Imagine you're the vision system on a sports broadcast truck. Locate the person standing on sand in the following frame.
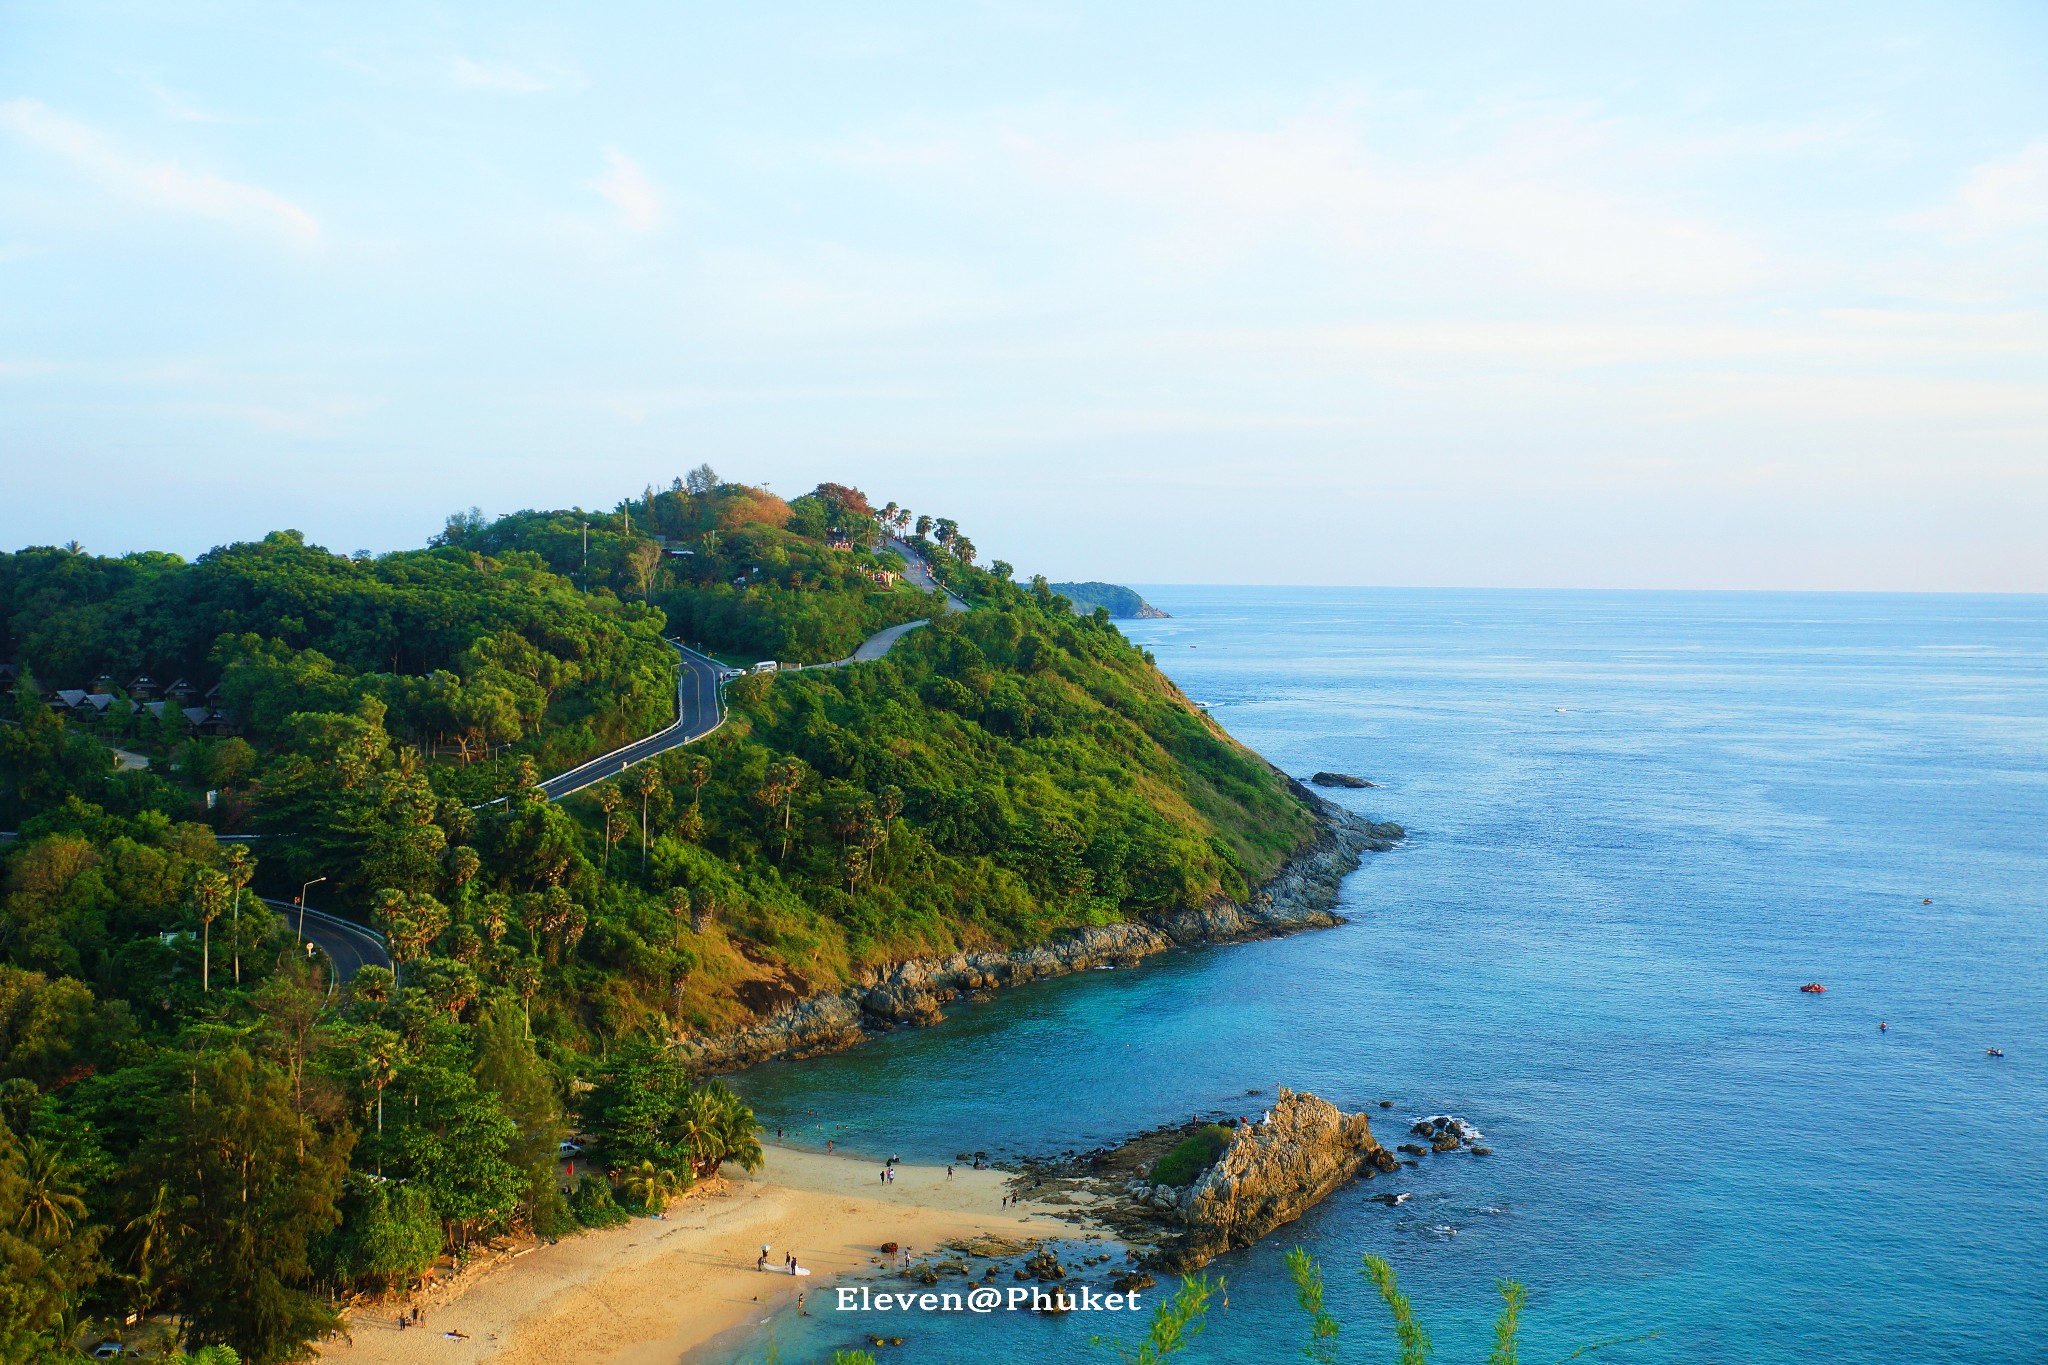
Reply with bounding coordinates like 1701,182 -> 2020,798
797,1291 -> 807,1316
946,1164 -> 954,1180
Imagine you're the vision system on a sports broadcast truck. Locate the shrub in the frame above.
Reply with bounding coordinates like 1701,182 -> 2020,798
568,1173 -> 629,1229
1151,1125 -> 1233,1187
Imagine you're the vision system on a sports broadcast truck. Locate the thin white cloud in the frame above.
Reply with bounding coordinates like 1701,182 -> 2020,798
590,148 -> 662,231
840,108 -> 1768,296
0,98 -> 319,247
147,83 -> 241,125
1912,138 -> 2048,239
448,56 -> 555,94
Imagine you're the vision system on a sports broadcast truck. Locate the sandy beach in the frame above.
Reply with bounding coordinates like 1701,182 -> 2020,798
315,1146 -> 1095,1365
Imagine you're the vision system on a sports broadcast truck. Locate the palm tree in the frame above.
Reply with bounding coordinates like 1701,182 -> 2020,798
477,891 -> 509,948
672,1088 -> 719,1179
191,869 -> 230,992
631,766 -> 661,873
666,887 -> 690,948
15,1137 -> 86,1240
682,754 -> 710,807
705,1082 -> 764,1175
361,1029 -> 402,1136
120,1181 -> 193,1319
223,844 -> 255,986
597,785 -> 625,878
759,757 -> 806,862
511,961 -> 542,1037
620,1159 -> 686,1211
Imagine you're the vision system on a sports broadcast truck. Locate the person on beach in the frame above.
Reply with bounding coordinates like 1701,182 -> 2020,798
797,1291 -> 807,1316
826,1140 -> 834,1153
946,1165 -> 954,1180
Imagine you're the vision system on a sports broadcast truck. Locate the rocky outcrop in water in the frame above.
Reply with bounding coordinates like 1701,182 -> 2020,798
1310,771 -> 1376,788
1151,1089 -> 1399,1270
678,789 -> 1402,1071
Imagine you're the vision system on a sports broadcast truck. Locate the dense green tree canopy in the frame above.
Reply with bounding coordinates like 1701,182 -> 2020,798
0,476 -> 1312,1360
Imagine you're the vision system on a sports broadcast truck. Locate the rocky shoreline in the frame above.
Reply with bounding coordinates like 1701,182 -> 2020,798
998,1090 -> 1401,1271
678,785 -> 1402,1073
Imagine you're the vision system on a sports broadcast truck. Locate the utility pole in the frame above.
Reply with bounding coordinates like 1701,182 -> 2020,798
582,521 -> 589,572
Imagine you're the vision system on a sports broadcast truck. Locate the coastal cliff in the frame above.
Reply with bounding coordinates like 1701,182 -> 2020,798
679,789 -> 1401,1072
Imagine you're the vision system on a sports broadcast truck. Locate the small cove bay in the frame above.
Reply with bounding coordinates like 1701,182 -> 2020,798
725,587 -> 2048,1365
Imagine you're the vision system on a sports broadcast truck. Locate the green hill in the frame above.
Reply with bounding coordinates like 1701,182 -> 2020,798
1048,581 -> 1169,618
0,471 -> 1314,1360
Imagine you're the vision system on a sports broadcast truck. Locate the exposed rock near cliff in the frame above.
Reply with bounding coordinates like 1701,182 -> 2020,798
1011,1089 -> 1403,1269
1155,1089 -> 1399,1269
1310,771 -> 1376,788
677,791 -> 1402,1071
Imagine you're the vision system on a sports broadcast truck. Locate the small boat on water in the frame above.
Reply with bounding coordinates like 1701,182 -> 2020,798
1987,1048 -> 2005,1058
1799,982 -> 1827,994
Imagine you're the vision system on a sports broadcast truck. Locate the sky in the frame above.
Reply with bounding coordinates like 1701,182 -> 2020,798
2,1 -> 2045,591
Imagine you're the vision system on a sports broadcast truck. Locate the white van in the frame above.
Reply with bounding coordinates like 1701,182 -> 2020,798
751,661 -> 779,674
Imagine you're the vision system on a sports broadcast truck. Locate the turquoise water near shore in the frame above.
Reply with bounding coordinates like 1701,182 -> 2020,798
721,588 -> 2048,1364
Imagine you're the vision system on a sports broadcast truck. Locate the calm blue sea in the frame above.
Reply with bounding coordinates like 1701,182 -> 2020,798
718,588 -> 2048,1365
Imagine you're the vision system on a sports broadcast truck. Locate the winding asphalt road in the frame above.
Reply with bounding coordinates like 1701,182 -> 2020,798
884,536 -> 971,614
262,896 -> 393,983
14,605 -> 958,983
534,641 -> 729,801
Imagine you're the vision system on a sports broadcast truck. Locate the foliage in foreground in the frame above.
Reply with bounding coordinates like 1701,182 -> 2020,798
1079,1253 -> 1655,1365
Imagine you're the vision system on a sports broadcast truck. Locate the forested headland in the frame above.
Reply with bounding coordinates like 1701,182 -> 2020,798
0,471 -> 1314,1361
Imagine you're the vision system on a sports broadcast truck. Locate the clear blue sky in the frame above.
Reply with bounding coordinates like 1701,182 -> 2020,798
3,1 -> 2045,590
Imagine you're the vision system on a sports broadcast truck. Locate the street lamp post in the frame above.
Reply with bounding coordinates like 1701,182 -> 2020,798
297,876 -> 327,946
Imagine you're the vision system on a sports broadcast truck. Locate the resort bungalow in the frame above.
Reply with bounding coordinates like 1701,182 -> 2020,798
127,674 -> 160,699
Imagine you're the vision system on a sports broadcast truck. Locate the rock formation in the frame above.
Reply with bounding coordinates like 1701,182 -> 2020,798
1151,1089 -> 1399,1270
1310,771 -> 1376,788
